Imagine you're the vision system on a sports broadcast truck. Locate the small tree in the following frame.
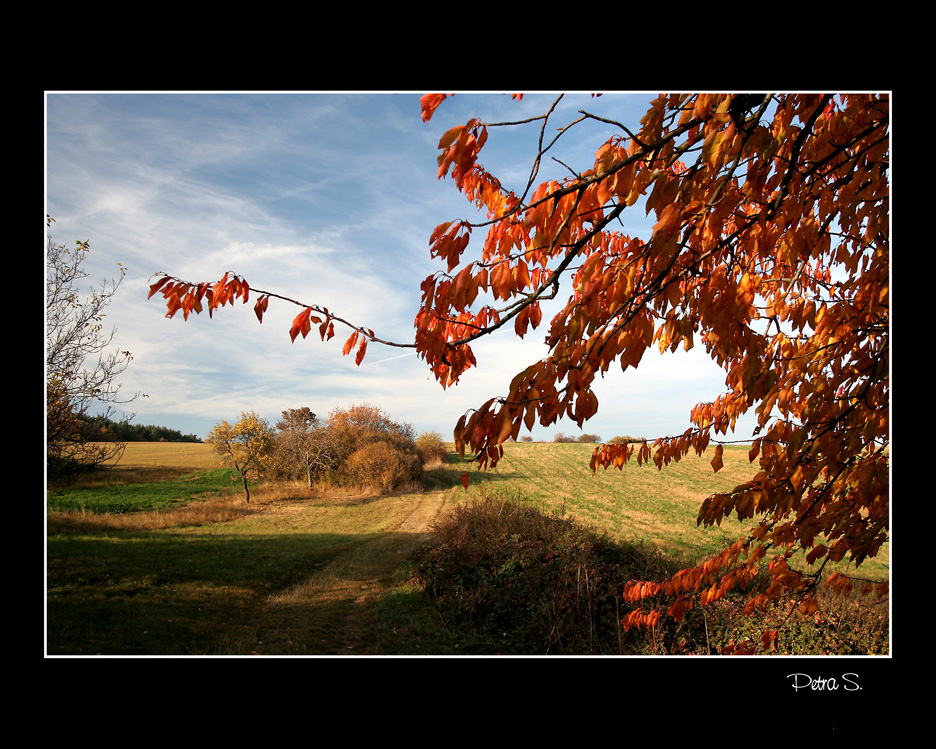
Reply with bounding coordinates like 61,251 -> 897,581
206,411 -> 276,502
46,217 -> 140,484
274,407 -> 339,488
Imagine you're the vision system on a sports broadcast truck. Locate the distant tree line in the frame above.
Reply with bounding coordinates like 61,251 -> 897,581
79,414 -> 202,443
553,432 -> 602,444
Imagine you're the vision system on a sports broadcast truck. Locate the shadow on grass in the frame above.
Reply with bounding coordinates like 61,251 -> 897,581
46,527 -> 428,656
423,464 -> 520,492
47,469 -> 240,515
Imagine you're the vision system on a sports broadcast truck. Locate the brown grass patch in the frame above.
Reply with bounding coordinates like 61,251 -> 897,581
47,493 -> 262,533
103,441 -> 217,469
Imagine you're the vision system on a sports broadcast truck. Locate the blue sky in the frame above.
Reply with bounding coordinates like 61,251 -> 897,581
45,91 -> 757,443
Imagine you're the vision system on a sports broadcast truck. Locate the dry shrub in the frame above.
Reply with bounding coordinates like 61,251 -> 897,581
307,404 -> 422,494
410,490 -> 891,655
410,490 -> 673,654
701,577 -> 890,655
344,441 -> 422,493
608,435 -> 645,444
415,431 -> 448,466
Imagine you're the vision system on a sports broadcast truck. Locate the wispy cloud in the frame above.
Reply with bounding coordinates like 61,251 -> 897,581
46,92 -> 752,442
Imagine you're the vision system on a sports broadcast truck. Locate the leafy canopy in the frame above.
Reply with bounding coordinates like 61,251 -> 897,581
206,410 -> 277,501
150,94 -> 889,645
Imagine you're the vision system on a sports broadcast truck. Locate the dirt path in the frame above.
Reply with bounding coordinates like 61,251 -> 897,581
330,489 -> 451,654
253,485 -> 456,655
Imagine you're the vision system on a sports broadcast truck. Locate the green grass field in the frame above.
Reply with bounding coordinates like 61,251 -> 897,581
45,441 -> 889,656
457,441 -> 759,562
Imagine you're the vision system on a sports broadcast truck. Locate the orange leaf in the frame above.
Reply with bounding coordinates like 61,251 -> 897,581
711,444 -> 724,473
289,308 -> 312,342
355,337 -> 368,367
430,221 -> 454,245
148,275 -> 171,299
790,464 -> 805,492
254,295 -> 269,323
652,202 -> 683,239
420,93 -> 448,123
342,331 -> 359,357
460,473 -> 470,490
748,439 -> 760,463
761,629 -> 779,652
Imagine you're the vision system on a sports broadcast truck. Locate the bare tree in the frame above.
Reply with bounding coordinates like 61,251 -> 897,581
275,407 -> 340,488
45,218 -> 141,483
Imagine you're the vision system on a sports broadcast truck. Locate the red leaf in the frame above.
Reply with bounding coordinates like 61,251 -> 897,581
147,275 -> 171,299
460,473 -> 470,490
342,331 -> 359,357
289,308 -> 312,342
254,295 -> 269,323
420,94 -> 449,123
355,337 -> 368,367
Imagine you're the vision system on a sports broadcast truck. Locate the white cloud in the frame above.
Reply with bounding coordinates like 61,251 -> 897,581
47,92 -> 758,443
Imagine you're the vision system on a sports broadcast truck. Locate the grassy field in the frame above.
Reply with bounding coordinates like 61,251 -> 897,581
461,441 -> 757,563
45,441 -> 889,656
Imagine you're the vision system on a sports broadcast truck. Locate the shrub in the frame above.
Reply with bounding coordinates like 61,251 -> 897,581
608,435 -> 646,444
415,431 -> 448,466
344,440 -> 422,493
302,403 -> 422,494
701,583 -> 890,655
578,433 -> 601,443
409,485 -> 889,655
409,490 -> 673,654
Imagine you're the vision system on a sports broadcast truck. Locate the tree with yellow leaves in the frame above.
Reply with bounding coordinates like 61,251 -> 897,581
206,411 -> 277,502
